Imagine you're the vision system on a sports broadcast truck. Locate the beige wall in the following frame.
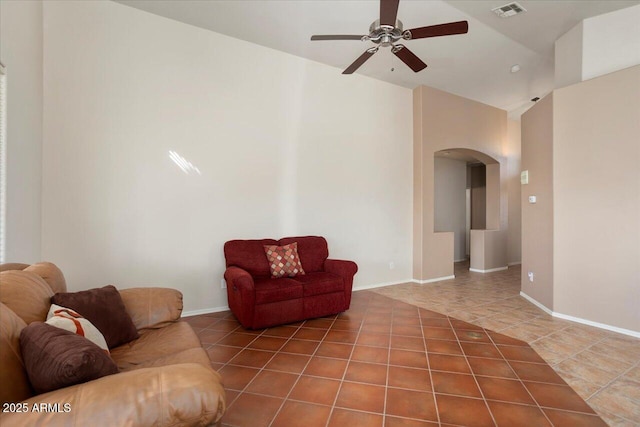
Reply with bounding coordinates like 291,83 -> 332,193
554,22 -> 583,89
506,120 -> 522,265
413,85 -> 508,280
41,1 -> 414,313
470,229 -> 508,272
520,94 -> 554,310
582,5 -> 640,82
434,157 -> 467,262
555,5 -> 640,88
0,0 -> 43,263
553,66 -> 640,332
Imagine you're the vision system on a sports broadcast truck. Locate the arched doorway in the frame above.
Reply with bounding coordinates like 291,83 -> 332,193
433,148 -> 506,273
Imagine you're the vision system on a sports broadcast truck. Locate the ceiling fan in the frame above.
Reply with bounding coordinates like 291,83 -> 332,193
310,0 -> 468,74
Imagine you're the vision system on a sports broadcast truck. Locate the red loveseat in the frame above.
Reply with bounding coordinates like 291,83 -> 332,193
223,236 -> 358,329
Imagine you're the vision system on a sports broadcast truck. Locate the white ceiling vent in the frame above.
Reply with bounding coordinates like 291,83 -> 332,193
492,2 -> 527,18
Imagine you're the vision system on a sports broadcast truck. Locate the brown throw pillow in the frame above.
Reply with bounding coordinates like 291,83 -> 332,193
20,322 -> 118,394
51,285 -> 138,348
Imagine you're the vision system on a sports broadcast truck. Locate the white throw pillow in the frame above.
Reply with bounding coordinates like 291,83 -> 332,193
46,304 -> 110,354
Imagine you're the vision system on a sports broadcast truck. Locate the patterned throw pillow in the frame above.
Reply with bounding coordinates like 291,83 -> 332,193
46,304 -> 110,354
264,242 -> 306,278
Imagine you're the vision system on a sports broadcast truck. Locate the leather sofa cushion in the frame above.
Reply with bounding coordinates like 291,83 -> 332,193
110,321 -> 204,371
279,236 -> 329,273
294,272 -> 344,297
0,303 -> 32,405
119,287 -> 183,331
24,262 -> 67,294
253,278 -> 304,304
52,285 -> 139,349
20,322 -> 118,394
133,347 -> 213,371
0,271 -> 53,325
0,263 -> 30,272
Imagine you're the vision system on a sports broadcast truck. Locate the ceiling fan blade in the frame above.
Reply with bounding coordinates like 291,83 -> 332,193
343,49 -> 377,74
392,45 -> 427,72
380,0 -> 400,26
406,21 -> 469,40
311,35 -> 364,41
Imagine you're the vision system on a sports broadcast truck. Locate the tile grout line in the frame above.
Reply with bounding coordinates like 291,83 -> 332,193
264,316 -> 341,427
487,331 -> 555,426
418,307 -> 442,427
323,297 -> 376,426
382,305 -> 393,426
205,264 -> 635,426
584,358 -> 640,425
449,318 -> 498,427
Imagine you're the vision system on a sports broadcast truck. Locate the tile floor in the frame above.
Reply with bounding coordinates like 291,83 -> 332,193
373,263 -> 640,427
186,263 -> 639,426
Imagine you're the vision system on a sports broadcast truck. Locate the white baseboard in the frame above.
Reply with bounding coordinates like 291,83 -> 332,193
520,291 -> 640,338
553,312 -> 640,338
182,305 -> 230,317
469,266 -> 508,273
508,261 -> 522,266
354,279 -> 414,291
519,291 -> 553,315
412,275 -> 455,284
454,258 -> 468,263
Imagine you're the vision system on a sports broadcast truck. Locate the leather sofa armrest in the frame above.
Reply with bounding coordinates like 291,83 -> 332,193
119,287 -> 183,330
0,363 -> 226,427
324,259 -> 358,279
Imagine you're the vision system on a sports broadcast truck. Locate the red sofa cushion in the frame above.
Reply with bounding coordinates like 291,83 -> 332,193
278,236 -> 328,273
293,272 -> 344,297
224,239 -> 278,278
253,278 -> 304,304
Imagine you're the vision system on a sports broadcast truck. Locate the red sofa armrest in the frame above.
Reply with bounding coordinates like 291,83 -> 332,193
324,259 -> 358,308
224,267 -> 256,328
324,259 -> 358,279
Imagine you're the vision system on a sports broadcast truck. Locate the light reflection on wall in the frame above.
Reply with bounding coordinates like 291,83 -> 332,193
169,150 -> 201,175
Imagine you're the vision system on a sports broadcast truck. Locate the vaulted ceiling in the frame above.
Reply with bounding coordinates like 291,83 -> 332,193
116,0 -> 639,118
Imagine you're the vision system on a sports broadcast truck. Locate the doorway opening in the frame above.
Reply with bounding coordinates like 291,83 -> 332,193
434,148 -> 501,272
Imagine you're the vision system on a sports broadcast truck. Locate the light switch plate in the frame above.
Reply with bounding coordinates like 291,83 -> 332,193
521,170 -> 529,185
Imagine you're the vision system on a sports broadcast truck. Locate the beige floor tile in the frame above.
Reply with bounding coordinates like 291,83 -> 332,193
572,349 -> 634,376
556,371 -> 602,400
531,336 -> 579,359
556,358 -> 621,387
596,408 -> 639,427
589,341 -> 640,365
605,377 -> 640,403
371,261 -> 640,424
530,344 -> 571,366
623,365 -> 640,383
589,388 -> 640,424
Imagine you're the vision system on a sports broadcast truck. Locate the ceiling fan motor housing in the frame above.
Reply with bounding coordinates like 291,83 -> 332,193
368,19 -> 406,46
310,0 -> 469,74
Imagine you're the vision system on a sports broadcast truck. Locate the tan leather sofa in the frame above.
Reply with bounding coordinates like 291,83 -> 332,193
0,262 -> 226,427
